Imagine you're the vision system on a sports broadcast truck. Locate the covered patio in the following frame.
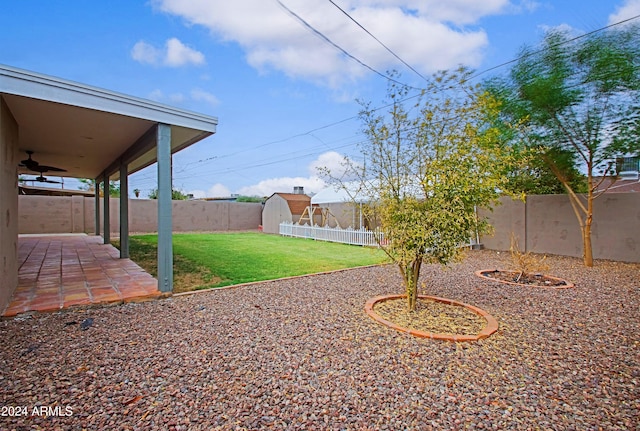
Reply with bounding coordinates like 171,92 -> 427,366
4,234 -> 160,317
0,64 -> 218,314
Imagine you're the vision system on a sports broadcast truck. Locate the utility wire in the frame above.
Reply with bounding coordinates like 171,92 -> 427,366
173,140 -> 362,181
276,0 -> 423,91
469,13 -> 640,81
178,13 -> 639,174
211,115 -> 358,160
326,0 -> 429,83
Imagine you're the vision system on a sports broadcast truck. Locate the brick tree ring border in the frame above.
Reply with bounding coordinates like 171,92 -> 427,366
474,269 -> 575,289
365,294 -> 499,342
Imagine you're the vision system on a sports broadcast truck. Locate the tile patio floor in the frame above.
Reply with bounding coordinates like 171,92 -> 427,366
3,234 -> 162,317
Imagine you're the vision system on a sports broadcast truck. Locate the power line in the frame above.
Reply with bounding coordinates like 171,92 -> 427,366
173,140 -> 363,181
276,0 -> 423,91
469,13 -> 640,81
176,13 -> 639,177
259,13 -> 640,154
326,0 -> 429,83
209,115 -> 358,160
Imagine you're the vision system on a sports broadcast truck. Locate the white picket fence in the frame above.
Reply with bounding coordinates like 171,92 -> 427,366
279,221 -> 383,247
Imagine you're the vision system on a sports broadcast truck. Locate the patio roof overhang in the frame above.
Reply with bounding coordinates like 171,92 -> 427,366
1,64 -> 219,295
1,64 -> 218,180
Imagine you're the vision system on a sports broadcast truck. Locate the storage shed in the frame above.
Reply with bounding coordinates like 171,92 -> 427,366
262,187 -> 318,234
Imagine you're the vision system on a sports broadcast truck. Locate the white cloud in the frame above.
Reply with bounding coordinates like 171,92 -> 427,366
147,89 -> 188,104
168,92 -> 187,104
236,176 -> 326,197
229,151 -> 356,197
131,37 -> 205,67
190,88 -> 220,106
208,183 -> 232,197
538,23 -> 578,36
504,0 -> 541,15
151,0 -> 520,85
148,89 -> 165,101
608,0 -> 640,26
390,0 -> 511,25
189,190 -> 206,199
165,37 -> 206,66
189,183 -> 231,198
147,88 -> 219,107
186,152 -> 359,198
131,41 -> 161,65
308,150 -> 356,179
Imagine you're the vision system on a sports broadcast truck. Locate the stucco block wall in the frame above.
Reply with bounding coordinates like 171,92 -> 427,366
480,193 -> 640,263
589,193 -> 640,262
478,196 -> 526,251
0,97 -> 19,312
18,196 -> 262,234
128,199 -> 262,232
226,202 -> 263,231
525,195 -> 583,257
19,195 -> 83,234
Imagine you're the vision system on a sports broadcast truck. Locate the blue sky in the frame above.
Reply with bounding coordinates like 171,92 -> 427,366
2,0 -> 638,198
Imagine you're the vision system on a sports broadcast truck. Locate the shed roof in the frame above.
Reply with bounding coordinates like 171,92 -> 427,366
271,193 -> 311,215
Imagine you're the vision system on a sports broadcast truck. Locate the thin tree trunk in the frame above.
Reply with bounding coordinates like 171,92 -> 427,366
583,194 -> 594,267
582,222 -> 593,267
400,258 -> 422,312
581,170 -> 595,267
544,154 -> 594,267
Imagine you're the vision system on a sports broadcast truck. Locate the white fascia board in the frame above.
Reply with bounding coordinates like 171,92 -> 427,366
0,64 -> 218,133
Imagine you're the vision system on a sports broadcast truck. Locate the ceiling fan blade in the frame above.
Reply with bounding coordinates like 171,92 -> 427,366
36,165 -> 67,173
28,175 -> 61,184
19,151 -> 66,173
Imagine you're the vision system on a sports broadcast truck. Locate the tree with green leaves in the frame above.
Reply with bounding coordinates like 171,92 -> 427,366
148,187 -> 190,200
487,26 -> 640,266
504,147 -> 587,195
235,195 -> 264,203
324,68 -> 517,311
78,178 -> 120,197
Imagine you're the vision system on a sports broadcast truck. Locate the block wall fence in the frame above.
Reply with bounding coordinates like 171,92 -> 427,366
17,193 -> 639,263
18,196 -> 263,234
479,193 -> 639,263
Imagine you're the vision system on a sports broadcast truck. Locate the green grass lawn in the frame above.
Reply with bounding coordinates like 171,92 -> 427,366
118,232 -> 387,292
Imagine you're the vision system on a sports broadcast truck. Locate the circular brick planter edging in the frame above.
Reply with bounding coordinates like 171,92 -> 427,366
474,269 -> 575,289
364,294 -> 499,342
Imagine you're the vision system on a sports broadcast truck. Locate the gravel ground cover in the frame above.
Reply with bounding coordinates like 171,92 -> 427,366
0,250 -> 638,430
